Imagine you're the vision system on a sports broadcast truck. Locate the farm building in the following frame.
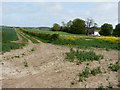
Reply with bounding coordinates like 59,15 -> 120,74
87,29 -> 100,36
94,30 -> 100,36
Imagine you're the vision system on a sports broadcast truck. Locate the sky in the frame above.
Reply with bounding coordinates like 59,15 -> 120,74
1,2 -> 118,28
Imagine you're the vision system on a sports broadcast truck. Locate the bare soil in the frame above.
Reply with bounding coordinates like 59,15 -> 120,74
1,33 -> 119,88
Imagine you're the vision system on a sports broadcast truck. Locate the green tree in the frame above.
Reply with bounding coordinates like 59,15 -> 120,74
52,23 -> 61,31
90,26 -> 101,30
113,24 -> 120,36
70,18 -> 86,34
99,23 -> 113,36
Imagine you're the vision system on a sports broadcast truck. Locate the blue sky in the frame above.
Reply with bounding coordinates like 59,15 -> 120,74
2,2 -> 118,28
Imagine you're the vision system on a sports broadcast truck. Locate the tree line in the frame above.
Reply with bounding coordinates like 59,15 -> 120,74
50,18 -> 120,36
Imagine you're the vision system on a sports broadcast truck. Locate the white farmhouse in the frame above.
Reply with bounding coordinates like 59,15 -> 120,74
94,30 -> 100,36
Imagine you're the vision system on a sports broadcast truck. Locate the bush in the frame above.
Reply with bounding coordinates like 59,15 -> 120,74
51,34 -> 59,40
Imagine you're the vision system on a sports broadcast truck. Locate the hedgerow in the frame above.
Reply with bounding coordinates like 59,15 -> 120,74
20,29 -> 59,41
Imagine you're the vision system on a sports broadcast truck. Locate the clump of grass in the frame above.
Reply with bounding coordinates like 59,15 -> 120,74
86,62 -> 89,65
21,53 -> 25,56
109,59 -> 112,61
71,81 -> 74,85
84,84 -> 87,88
108,82 -> 113,88
11,56 -> 14,59
7,58 -> 9,60
31,48 -> 35,51
105,76 -> 113,88
76,61 -> 80,65
79,67 -> 90,78
98,83 -> 104,89
106,48 -> 109,51
79,77 -> 83,82
108,61 -> 120,71
65,48 -> 103,64
100,55 -> 104,59
98,60 -> 101,64
66,48 -> 75,62
24,61 -> 28,67
14,55 -> 20,58
104,71 -> 107,73
91,66 -> 101,76
78,66 -> 102,82
109,63 -> 113,65
106,76 -> 109,81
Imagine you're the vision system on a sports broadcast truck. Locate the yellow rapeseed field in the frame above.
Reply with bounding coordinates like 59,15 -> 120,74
62,35 -> 120,43
62,36 -> 89,40
93,36 -> 120,43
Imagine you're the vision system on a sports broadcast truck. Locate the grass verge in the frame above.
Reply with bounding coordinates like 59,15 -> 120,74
17,32 -> 28,42
22,33 -> 39,43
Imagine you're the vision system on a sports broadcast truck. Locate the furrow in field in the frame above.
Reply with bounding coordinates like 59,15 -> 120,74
20,32 -> 39,44
19,32 -> 34,44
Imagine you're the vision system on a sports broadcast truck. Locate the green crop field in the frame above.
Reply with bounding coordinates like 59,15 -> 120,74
2,27 -> 18,41
1,27 -> 25,53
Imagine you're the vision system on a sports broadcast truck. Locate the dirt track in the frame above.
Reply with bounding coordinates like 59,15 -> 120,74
1,33 -> 119,88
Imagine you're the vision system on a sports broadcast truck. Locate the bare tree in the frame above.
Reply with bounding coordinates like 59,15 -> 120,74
67,20 -> 73,27
94,23 -> 97,27
61,21 -> 66,27
86,18 -> 94,28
